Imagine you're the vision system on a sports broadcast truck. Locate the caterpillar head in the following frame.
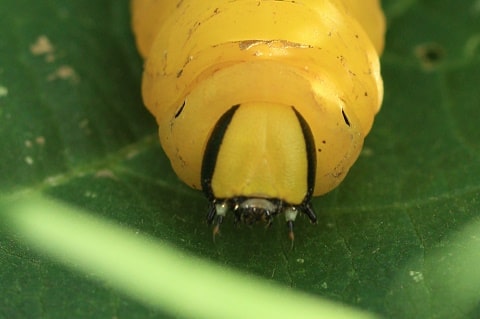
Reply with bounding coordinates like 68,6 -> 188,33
201,102 -> 318,241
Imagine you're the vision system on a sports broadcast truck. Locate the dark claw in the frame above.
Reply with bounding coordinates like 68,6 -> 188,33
212,215 -> 224,242
233,210 -> 241,225
287,220 -> 295,242
206,203 -> 217,224
303,203 -> 317,224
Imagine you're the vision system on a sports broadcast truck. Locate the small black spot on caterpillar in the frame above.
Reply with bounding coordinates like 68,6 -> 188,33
341,109 -> 351,127
175,101 -> 186,118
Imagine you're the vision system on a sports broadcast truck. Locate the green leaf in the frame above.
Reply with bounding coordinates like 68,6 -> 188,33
1,196 -> 379,319
1,0 -> 479,318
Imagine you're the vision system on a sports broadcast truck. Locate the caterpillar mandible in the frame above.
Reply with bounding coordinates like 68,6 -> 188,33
131,0 -> 385,239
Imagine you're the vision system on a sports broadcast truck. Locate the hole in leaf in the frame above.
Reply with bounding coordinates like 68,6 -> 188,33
414,42 -> 445,70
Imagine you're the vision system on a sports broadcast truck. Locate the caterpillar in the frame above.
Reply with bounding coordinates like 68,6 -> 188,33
131,0 -> 385,239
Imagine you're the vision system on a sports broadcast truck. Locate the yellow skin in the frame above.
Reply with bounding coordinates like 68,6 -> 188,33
211,102 -> 310,203
131,0 -> 385,228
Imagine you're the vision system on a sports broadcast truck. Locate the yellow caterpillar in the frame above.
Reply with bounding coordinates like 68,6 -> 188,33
131,0 -> 385,239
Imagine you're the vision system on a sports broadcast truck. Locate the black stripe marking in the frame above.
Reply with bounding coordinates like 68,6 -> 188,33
201,104 -> 241,201
291,106 -> 317,202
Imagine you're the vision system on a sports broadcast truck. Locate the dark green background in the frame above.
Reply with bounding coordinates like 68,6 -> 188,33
1,0 -> 479,318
